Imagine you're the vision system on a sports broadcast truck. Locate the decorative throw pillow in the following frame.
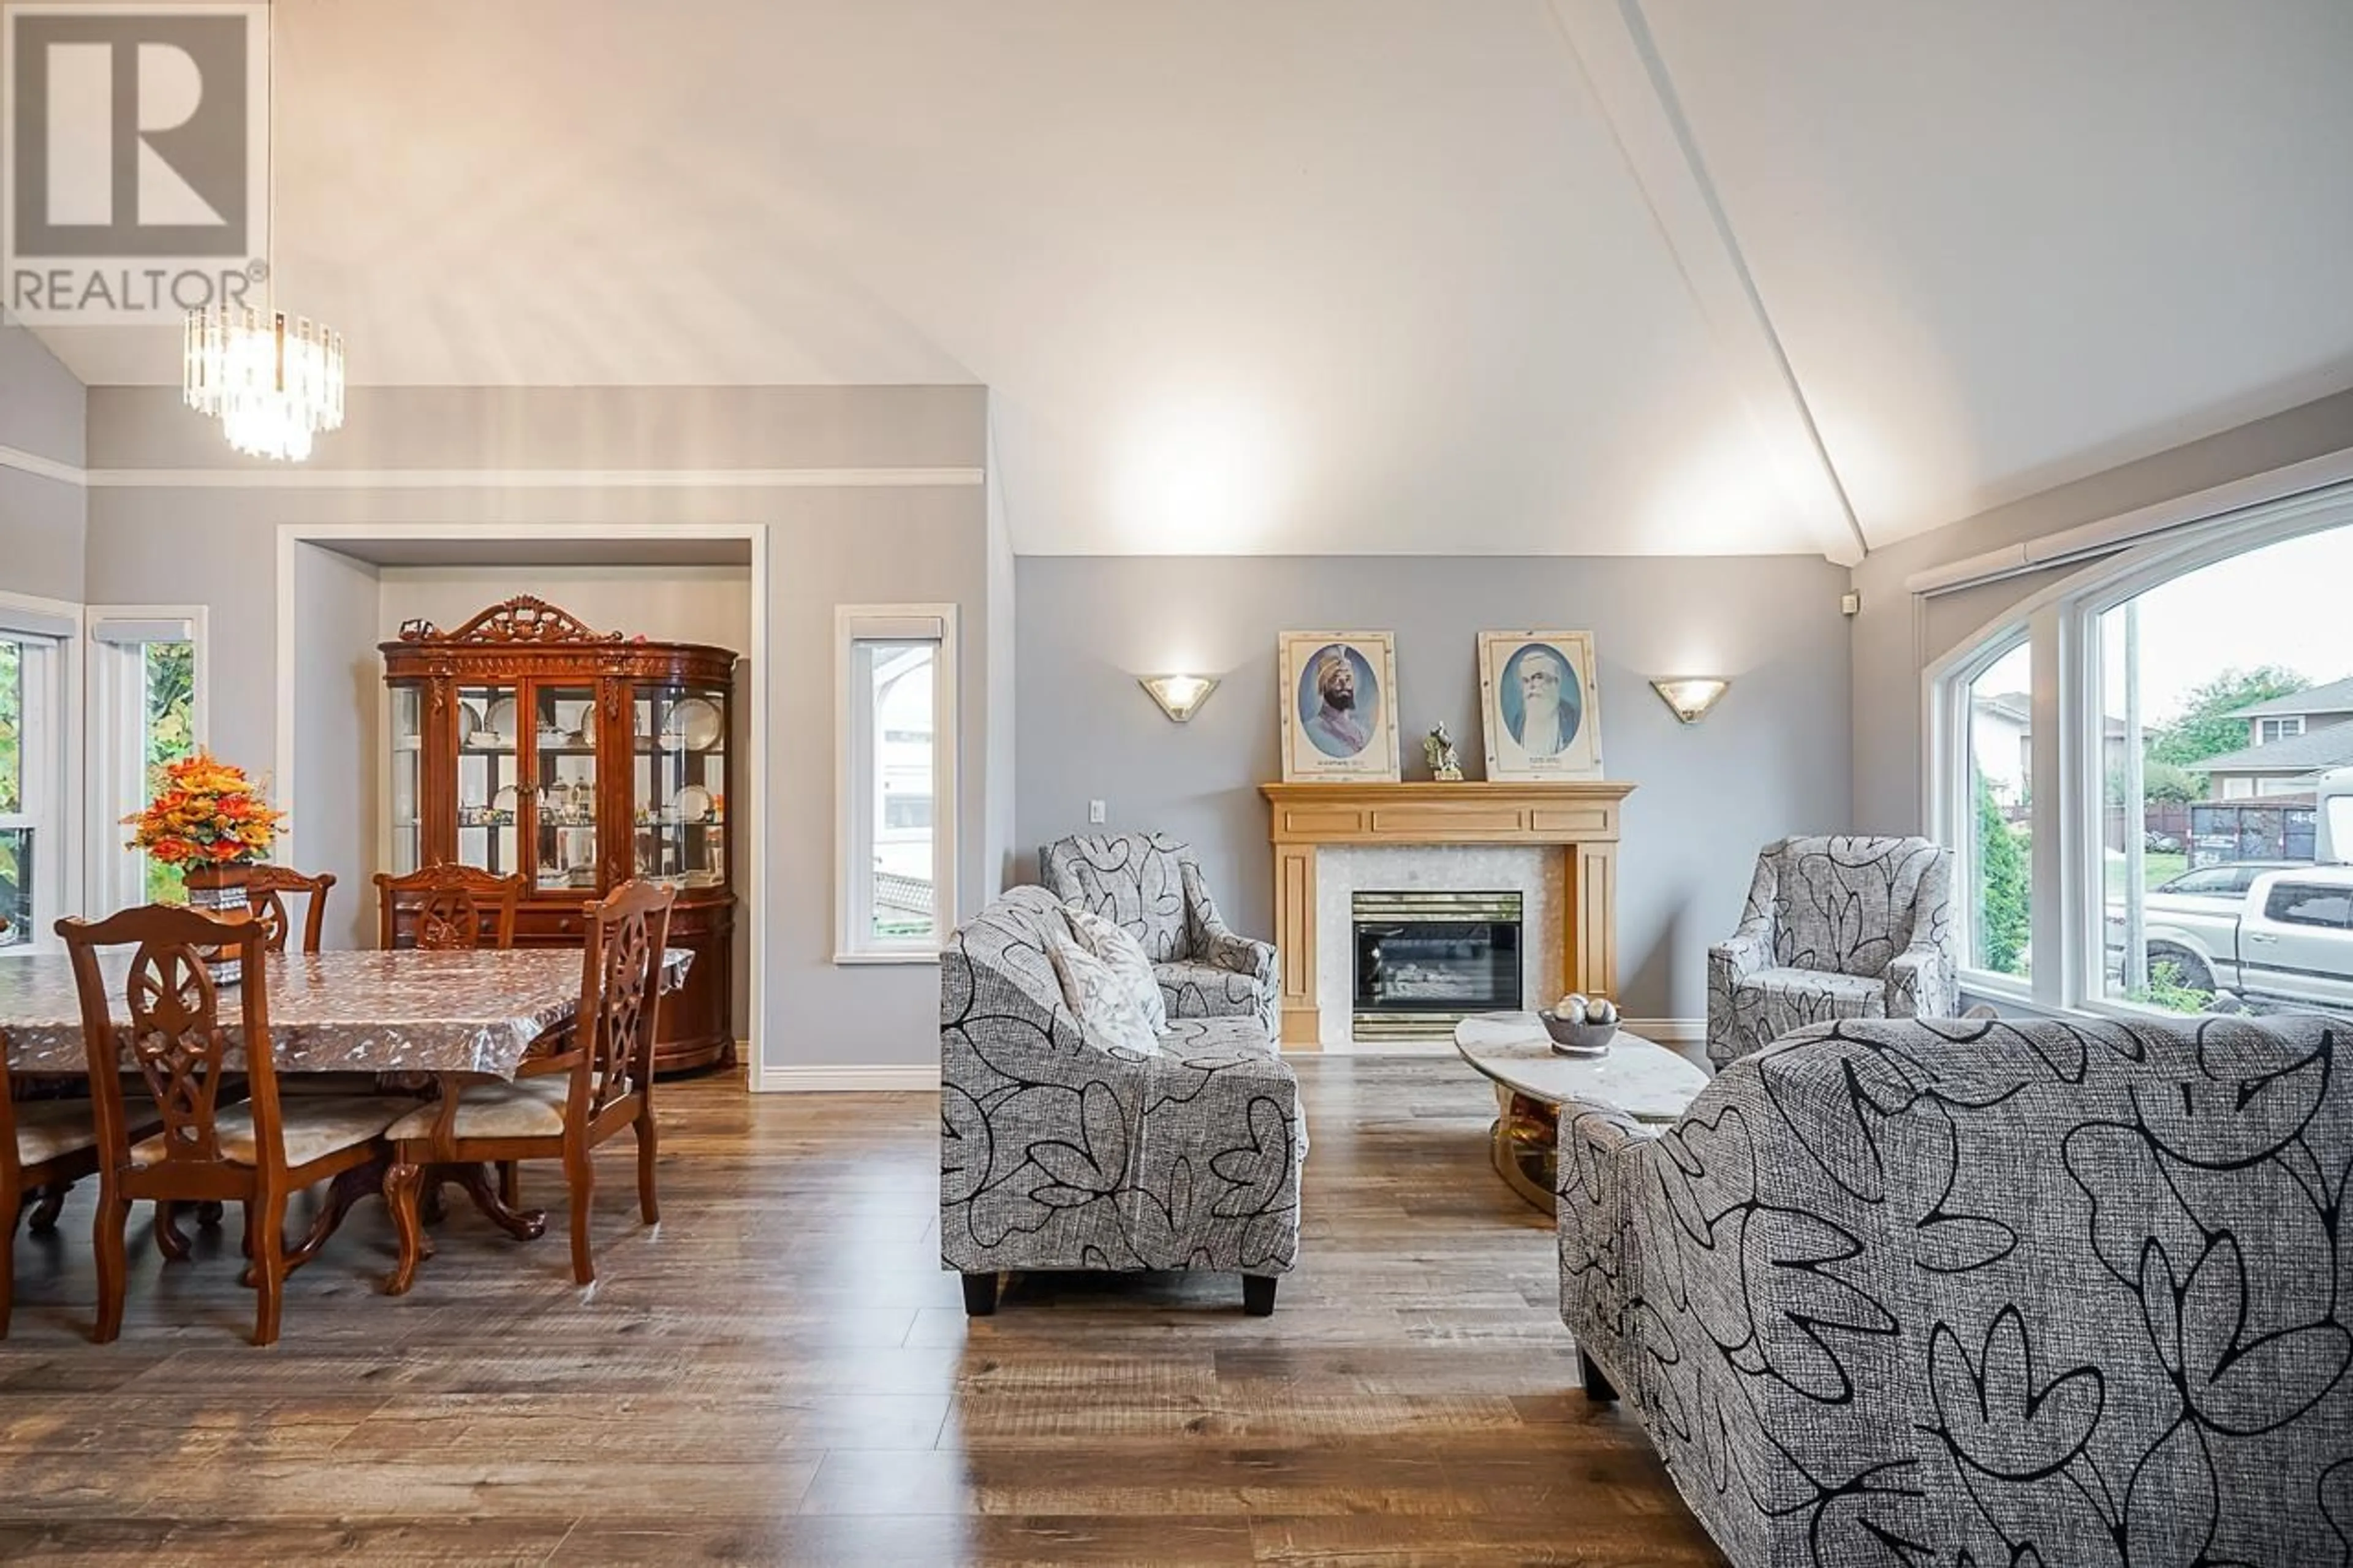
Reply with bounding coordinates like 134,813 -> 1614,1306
1062,904 -> 1169,1032
1047,938 -> 1161,1056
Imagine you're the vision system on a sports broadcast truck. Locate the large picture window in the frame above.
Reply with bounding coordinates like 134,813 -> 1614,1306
89,612 -> 205,912
1963,642 -> 2036,980
2093,527 -> 2351,1021
836,606 -> 958,962
0,599 -> 75,953
1933,494 -> 2353,1026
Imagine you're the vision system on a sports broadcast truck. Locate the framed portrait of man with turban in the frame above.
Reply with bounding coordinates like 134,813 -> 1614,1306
1479,631 -> 1602,781
1278,631 -> 1400,782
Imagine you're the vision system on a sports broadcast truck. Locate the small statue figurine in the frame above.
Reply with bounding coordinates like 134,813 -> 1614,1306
1424,721 -> 1464,781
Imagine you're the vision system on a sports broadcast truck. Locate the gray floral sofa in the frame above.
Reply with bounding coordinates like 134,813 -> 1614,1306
939,885 -> 1304,1316
1706,835 -> 1958,1069
1039,832 -> 1279,1034
1558,1013 -> 2353,1567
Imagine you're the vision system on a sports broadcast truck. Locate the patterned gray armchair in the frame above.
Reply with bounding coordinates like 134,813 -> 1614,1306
1558,1013 -> 2353,1568
939,886 -> 1304,1316
1705,835 -> 1957,1069
1039,832 -> 1279,1034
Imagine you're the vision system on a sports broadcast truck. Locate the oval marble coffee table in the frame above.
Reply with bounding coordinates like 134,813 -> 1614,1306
1453,1012 -> 1710,1213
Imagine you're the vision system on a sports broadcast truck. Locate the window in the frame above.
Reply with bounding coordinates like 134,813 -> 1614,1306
1933,493 -> 2353,1027
836,607 -> 957,961
2265,884 -> 2352,929
2259,716 -> 2306,744
2160,865 -> 2275,896
2094,525 -> 2351,1018
0,599 -> 74,953
0,638 -> 31,949
89,612 -> 205,911
1961,642 -> 2036,981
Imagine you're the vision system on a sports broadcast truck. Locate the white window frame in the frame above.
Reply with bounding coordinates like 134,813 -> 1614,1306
834,604 -> 958,964
86,606 -> 209,914
1930,627 -> 2042,1004
0,592 -> 84,956
1926,479 -> 2353,1019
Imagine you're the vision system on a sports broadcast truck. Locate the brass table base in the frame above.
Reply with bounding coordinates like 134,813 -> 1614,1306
1489,1086 -> 1559,1214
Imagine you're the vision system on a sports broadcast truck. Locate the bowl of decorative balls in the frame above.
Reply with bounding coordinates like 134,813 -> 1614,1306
1539,994 -> 1619,1055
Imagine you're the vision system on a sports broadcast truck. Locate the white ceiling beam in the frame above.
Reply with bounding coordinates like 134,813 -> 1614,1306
1548,0 -> 1872,566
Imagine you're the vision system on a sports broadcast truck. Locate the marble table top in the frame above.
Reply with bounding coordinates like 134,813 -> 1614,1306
0,948 -> 692,1080
1453,1011 -> 1708,1123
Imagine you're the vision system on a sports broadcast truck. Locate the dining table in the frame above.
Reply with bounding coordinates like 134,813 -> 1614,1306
0,945 -> 693,1281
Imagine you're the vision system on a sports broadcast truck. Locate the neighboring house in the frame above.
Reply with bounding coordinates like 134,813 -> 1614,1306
1971,691 -> 2033,808
1972,691 -> 2128,809
2187,676 -> 2353,799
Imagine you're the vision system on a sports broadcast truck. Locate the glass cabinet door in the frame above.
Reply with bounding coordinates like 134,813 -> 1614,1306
388,684 -> 424,875
454,683 -> 521,877
532,684 -> 602,894
634,684 -> 727,890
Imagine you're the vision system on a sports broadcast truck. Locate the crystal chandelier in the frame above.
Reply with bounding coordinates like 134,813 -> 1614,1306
183,307 -> 345,461
179,4 -> 344,462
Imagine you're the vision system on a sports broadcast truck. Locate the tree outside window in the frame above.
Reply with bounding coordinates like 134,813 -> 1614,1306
0,641 -> 21,948
142,642 -> 197,902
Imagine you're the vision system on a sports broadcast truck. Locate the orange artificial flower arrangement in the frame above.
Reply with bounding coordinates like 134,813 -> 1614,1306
123,751 -> 288,867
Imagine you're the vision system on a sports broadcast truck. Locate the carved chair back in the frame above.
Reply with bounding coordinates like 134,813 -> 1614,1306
244,865 -> 338,955
375,865 -> 525,952
57,904 -> 280,1180
574,879 -> 675,1117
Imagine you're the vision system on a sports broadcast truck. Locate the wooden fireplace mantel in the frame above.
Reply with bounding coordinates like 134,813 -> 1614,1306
1260,781 -> 1637,1050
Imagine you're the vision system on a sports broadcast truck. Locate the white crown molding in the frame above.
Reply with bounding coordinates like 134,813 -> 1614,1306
85,464 -> 984,490
756,1064 -> 942,1094
0,443 -> 87,488
0,445 -> 985,493
1548,1 -> 1869,566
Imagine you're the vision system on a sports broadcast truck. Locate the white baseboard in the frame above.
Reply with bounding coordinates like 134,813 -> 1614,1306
1626,1017 -> 1703,1045
1316,1039 -> 1455,1056
754,1064 -> 941,1093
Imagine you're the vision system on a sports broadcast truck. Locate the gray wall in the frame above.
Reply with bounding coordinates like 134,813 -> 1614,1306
0,326 -> 86,604
1015,555 -> 1852,1021
81,384 -> 995,1075
1848,387 -> 2353,832
291,543 -> 383,952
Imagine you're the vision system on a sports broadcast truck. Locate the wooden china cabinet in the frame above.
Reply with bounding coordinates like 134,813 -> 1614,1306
380,596 -> 738,1075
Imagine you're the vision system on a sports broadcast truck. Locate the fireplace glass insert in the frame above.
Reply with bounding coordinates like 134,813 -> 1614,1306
1352,890 -> 1523,1042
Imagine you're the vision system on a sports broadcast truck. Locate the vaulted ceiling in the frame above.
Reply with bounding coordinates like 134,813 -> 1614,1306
31,1 -> 2353,559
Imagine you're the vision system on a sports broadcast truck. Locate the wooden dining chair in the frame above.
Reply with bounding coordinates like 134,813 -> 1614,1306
374,865 -> 525,951
381,879 -> 675,1292
244,865 -> 338,956
57,904 -> 407,1346
1,1065 -> 105,1338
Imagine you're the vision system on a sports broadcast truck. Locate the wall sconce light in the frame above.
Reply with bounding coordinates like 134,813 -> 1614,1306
1651,677 -> 1730,724
1139,674 -> 1219,723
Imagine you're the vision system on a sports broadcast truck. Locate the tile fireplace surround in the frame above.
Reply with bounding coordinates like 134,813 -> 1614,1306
1261,782 -> 1635,1050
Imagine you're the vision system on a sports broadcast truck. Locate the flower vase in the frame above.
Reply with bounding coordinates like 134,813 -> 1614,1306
180,864 -> 253,988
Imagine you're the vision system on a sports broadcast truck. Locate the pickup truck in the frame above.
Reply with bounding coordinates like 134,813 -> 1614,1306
2109,863 -> 2353,1011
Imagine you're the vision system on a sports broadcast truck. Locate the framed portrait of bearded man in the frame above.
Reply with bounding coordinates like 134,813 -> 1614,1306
1278,631 -> 1400,782
1479,631 -> 1603,781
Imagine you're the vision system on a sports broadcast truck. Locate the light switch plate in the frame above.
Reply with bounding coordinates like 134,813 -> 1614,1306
1088,799 -> 1107,824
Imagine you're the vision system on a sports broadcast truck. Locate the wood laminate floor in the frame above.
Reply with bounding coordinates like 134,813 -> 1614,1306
0,1056 -> 1722,1566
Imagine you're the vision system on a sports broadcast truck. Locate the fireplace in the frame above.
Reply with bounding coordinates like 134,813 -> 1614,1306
1352,890 -> 1523,1042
